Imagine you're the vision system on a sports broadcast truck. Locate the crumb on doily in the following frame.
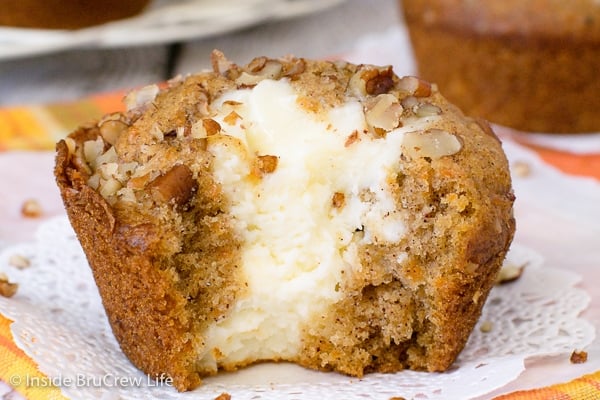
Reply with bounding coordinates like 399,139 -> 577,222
0,273 -> 18,298
512,160 -> 531,178
8,254 -> 30,269
570,350 -> 588,364
214,393 -> 231,400
495,263 -> 525,285
21,198 -> 43,218
479,320 -> 493,333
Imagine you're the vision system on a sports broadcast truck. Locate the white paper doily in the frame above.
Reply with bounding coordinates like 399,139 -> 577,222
0,217 -> 594,400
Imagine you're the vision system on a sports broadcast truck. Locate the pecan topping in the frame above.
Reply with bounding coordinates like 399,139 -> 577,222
345,130 -> 360,147
398,76 -> 432,97
211,49 -> 234,75
283,58 -> 306,78
149,164 -> 197,207
246,56 -> 268,72
235,58 -> 283,86
203,119 -> 221,136
256,155 -> 278,174
364,66 -> 394,95
99,113 -> 129,145
349,66 -> 395,97
402,129 -> 462,160
415,103 -> 442,118
223,111 -> 241,125
332,192 -> 345,208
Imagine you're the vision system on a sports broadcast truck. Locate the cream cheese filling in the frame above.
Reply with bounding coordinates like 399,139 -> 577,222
198,79 -> 428,370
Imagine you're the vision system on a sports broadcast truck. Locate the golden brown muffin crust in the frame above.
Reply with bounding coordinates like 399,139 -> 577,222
56,124 -> 244,390
55,52 -> 514,391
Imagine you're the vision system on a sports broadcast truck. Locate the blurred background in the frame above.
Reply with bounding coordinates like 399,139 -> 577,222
0,0 -> 400,106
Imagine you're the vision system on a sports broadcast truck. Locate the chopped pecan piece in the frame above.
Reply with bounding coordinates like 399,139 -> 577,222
21,198 -> 43,218
332,192 -> 345,209
149,164 -> 197,207
512,161 -> 531,178
203,119 -> 222,136
479,320 -> 493,333
224,111 -> 241,125
256,155 -> 278,174
570,350 -> 588,364
345,130 -> 360,147
364,67 -> 395,96
0,273 -> 18,298
398,76 -> 432,97
283,58 -> 306,78
495,264 -> 525,285
8,254 -> 30,269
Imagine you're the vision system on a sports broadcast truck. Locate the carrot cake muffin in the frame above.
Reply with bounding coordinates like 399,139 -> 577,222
401,0 -> 600,133
55,51 -> 515,391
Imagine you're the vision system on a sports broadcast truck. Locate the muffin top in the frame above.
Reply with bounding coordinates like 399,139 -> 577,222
55,51 -> 515,391
402,0 -> 600,40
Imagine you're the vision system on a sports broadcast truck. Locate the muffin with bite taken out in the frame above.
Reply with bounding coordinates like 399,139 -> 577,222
55,50 -> 515,391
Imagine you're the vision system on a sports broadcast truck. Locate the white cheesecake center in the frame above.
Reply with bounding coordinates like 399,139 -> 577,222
199,79 -> 422,369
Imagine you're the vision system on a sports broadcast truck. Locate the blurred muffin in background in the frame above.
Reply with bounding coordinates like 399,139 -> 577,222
0,0 -> 151,30
401,0 -> 600,133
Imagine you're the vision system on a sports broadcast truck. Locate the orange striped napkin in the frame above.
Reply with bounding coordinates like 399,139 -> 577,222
0,91 -> 599,400
0,91 -> 126,151
0,318 -> 66,400
504,134 -> 600,182
494,370 -> 600,400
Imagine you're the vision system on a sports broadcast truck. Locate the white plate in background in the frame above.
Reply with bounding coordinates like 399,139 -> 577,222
0,0 -> 346,59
